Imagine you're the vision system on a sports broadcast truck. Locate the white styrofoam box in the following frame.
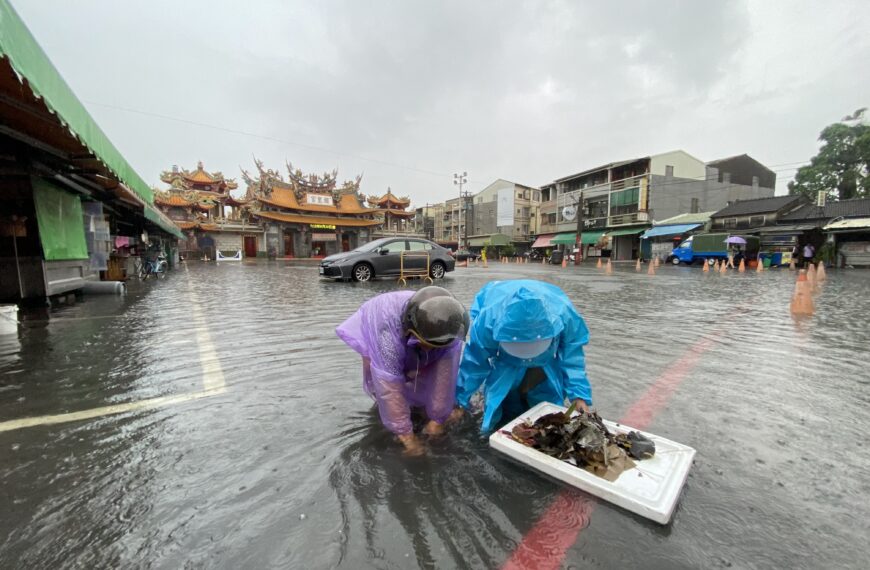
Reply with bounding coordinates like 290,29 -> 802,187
489,401 -> 696,524
0,304 -> 18,335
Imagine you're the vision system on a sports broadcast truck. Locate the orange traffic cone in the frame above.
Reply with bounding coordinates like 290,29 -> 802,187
635,258 -> 641,271
756,258 -> 763,272
738,259 -> 745,272
647,260 -> 655,275
606,258 -> 613,275
790,270 -> 815,316
720,260 -> 727,273
703,260 -> 709,272
654,257 -> 660,268
561,256 -> 567,268
596,258 -> 602,269
817,262 -> 827,281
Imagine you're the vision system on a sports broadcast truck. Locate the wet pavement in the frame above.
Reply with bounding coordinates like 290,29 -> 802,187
1,261 -> 869,569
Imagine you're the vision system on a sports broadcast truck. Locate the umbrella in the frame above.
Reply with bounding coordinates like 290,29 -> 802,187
725,236 -> 747,245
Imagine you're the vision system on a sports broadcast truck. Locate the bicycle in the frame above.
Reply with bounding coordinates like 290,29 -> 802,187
138,254 -> 167,280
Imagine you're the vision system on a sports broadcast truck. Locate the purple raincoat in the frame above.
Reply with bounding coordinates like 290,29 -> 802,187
336,290 -> 463,435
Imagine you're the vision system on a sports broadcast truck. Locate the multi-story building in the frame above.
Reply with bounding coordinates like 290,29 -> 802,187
537,151 -> 775,261
464,179 -> 541,253
413,205 -> 437,241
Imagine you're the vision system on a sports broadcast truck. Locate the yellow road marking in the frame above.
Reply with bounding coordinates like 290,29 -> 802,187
0,388 -> 225,433
0,264 -> 227,432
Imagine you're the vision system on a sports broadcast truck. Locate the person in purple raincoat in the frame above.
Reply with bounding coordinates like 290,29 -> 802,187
336,287 -> 469,455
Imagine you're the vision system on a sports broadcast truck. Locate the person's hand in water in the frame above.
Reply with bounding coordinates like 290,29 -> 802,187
422,420 -> 445,437
398,433 -> 425,456
445,407 -> 465,425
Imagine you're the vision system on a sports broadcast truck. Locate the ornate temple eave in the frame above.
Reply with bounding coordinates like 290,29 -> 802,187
254,210 -> 381,227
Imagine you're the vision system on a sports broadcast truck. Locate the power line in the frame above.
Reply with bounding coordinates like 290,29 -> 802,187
83,100 -> 453,179
84,99 -> 811,196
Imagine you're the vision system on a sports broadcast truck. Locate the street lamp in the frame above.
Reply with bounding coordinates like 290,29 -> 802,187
453,171 -> 467,248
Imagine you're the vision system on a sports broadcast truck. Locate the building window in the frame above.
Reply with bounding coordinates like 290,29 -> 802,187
725,218 -> 737,228
548,213 -> 557,224
750,215 -> 765,227
610,187 -> 640,215
691,198 -> 699,213
665,165 -> 674,177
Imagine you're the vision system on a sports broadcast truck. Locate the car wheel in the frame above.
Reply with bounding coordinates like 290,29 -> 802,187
352,263 -> 373,282
430,261 -> 446,279
671,257 -> 681,265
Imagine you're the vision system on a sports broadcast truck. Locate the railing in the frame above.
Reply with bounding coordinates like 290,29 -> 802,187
607,212 -> 649,226
211,218 -> 263,230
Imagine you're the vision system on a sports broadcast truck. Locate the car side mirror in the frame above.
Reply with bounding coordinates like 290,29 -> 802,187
379,248 -> 389,255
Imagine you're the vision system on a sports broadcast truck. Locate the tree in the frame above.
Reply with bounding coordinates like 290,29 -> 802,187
788,108 -> 870,201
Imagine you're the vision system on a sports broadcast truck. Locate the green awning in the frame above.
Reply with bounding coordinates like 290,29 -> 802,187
607,226 -> 648,237
486,233 -> 511,246
550,233 -> 577,245
581,230 -> 605,245
145,204 -> 184,239
467,237 -> 487,247
0,0 -> 154,207
32,178 -> 88,260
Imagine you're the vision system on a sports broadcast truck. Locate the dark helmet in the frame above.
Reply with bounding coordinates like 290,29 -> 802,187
403,286 -> 469,347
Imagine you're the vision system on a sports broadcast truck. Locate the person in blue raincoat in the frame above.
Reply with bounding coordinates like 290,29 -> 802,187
454,280 -> 593,433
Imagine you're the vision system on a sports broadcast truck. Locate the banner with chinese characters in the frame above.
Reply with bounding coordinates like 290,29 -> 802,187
306,194 -> 334,206
311,232 -> 337,241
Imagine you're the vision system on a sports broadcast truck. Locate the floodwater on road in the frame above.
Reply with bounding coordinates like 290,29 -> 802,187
1,260 -> 868,569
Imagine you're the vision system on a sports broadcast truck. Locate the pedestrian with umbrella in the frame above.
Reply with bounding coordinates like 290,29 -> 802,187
725,236 -> 747,268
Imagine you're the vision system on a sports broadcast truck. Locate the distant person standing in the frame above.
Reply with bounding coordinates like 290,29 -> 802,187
803,243 -> 815,267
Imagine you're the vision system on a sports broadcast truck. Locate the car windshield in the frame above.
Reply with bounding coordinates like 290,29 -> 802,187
351,238 -> 390,253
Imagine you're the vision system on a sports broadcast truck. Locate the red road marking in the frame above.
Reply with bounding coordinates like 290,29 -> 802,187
502,334 -> 720,570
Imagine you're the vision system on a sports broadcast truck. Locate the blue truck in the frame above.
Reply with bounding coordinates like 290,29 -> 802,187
668,233 -> 760,265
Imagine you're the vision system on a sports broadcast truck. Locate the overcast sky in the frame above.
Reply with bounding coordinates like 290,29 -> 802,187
14,0 -> 870,205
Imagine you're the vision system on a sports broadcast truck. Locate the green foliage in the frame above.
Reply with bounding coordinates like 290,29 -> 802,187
816,242 -> 836,265
501,244 -> 516,257
788,108 -> 870,201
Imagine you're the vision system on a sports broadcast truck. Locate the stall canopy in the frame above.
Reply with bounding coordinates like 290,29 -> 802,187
640,223 -> 701,239
824,217 -> 870,231
0,0 -> 182,239
606,227 -> 647,237
486,233 -> 511,246
581,230 -> 606,245
550,233 -> 577,245
467,237 -> 487,247
531,233 -> 556,248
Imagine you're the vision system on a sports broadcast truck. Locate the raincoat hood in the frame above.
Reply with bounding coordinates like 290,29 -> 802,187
492,286 -> 564,342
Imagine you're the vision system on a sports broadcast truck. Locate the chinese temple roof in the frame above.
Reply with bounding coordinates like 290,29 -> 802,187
376,208 -> 415,217
255,186 -> 373,214
160,161 -> 238,193
254,211 -> 381,227
155,192 -> 194,207
369,189 -> 411,207
243,159 -> 375,216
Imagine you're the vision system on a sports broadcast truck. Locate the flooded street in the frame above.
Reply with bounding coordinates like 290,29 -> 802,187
1,261 -> 869,569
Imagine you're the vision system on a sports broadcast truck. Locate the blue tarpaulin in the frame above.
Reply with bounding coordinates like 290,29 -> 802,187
640,223 -> 701,239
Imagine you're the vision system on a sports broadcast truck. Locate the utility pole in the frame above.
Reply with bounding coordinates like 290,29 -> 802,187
453,171 -> 467,249
574,190 -> 584,265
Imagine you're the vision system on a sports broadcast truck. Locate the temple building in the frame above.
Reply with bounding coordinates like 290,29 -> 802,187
155,162 -> 263,258
368,189 -> 417,236
243,159 -> 380,257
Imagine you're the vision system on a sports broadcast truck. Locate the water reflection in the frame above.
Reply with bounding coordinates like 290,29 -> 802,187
1,262 -> 869,569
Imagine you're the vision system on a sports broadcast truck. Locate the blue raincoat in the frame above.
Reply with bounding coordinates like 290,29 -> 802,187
456,280 -> 592,433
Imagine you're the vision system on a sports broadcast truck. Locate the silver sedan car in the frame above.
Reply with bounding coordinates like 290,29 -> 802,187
319,237 -> 456,282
